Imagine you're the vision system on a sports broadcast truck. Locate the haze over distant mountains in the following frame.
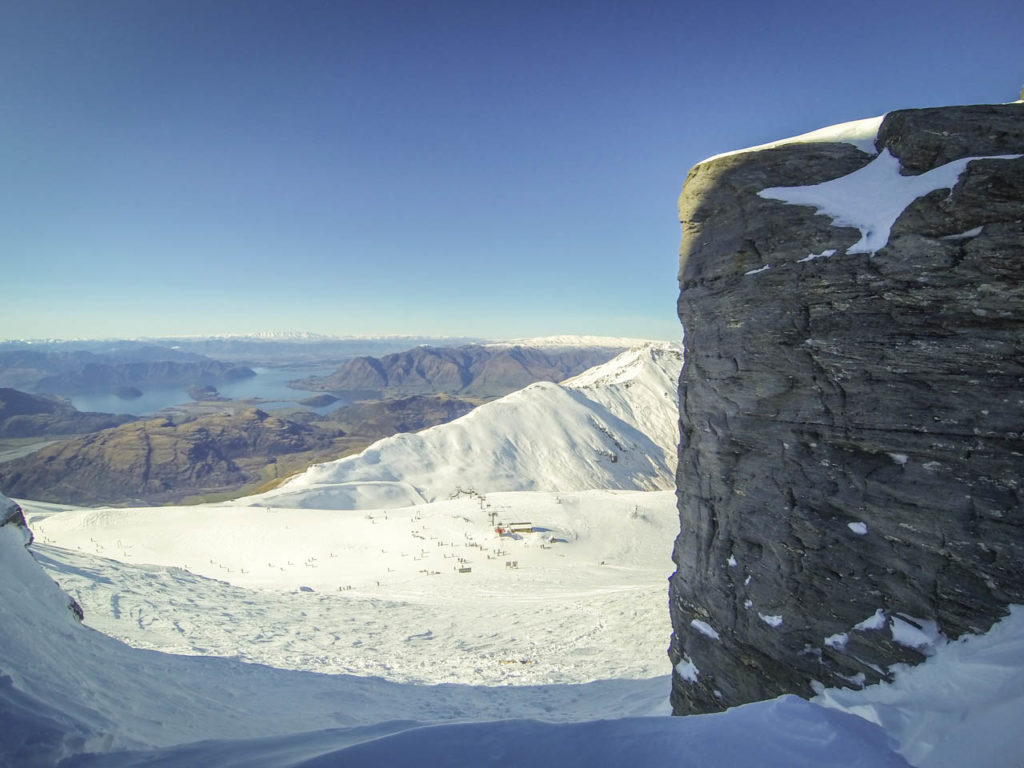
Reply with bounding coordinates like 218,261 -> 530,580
0,346 -> 254,396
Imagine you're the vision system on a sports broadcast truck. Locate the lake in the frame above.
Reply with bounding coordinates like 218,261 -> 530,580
67,366 -> 353,417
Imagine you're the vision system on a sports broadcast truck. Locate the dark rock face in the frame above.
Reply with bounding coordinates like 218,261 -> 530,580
668,103 -> 1024,714
1,493 -> 30,536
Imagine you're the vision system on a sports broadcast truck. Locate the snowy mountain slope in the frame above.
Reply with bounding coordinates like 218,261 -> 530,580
250,343 -> 682,511
562,342 -> 682,460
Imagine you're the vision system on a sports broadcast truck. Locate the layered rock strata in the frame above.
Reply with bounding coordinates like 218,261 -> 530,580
668,103 -> 1024,714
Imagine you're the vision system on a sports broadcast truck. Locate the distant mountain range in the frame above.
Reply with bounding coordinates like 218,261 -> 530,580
0,336 -> 485,366
291,344 -> 628,398
0,344 -> 680,506
0,348 -> 255,396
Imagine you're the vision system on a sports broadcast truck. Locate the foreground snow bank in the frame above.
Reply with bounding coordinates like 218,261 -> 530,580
67,697 -> 909,768
816,605 -> 1024,768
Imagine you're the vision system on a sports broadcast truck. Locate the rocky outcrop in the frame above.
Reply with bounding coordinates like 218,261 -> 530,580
1,493 -> 84,625
293,345 -> 623,398
1,493 -> 30,536
669,103 -> 1024,714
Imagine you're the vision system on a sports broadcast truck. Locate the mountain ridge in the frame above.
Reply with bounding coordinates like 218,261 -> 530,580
291,343 -> 629,398
253,342 -> 683,510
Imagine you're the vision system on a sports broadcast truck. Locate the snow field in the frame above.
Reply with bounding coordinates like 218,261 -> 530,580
29,489 -> 678,686
0,520 -> 673,760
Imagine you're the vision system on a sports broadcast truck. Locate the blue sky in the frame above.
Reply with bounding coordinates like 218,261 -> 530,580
1,0 -> 1021,341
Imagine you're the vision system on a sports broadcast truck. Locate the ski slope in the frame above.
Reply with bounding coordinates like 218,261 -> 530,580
30,490 -> 679,686
0,509 -> 901,768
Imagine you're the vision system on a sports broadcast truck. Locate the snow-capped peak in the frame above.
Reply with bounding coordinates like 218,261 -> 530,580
563,341 -> 682,389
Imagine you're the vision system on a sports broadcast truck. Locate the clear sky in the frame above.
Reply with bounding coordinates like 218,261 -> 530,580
1,0 -> 1021,342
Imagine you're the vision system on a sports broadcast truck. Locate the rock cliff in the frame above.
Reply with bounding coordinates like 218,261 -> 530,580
668,103 -> 1024,714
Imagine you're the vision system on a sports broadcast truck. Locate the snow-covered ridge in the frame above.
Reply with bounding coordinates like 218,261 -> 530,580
564,342 -> 683,457
248,343 -> 683,510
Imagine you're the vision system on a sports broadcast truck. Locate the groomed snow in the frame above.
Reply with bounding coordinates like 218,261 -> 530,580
30,489 -> 679,687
